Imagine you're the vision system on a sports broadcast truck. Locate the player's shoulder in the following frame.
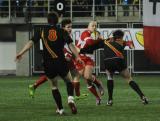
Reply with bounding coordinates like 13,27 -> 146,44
45,25 -> 60,30
49,26 -> 66,35
81,30 -> 91,35
81,30 -> 91,40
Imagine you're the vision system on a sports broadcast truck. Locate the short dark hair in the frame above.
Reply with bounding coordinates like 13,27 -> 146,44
61,19 -> 72,27
113,30 -> 124,39
47,12 -> 59,25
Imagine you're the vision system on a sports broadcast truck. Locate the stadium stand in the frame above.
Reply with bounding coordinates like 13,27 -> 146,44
0,0 -> 142,23
1,0 -> 160,76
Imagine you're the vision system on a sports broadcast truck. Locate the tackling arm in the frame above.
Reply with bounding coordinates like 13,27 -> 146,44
125,41 -> 135,49
80,40 -> 104,54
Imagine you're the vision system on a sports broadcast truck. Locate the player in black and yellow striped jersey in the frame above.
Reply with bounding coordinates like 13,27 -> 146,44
80,30 -> 148,106
15,12 -> 82,115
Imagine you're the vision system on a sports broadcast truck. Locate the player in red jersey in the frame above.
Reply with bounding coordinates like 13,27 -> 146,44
63,20 -> 105,101
62,19 -> 89,99
75,21 -> 104,105
28,20 -> 104,105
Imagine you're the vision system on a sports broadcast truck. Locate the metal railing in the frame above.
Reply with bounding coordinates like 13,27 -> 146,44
0,0 -> 143,23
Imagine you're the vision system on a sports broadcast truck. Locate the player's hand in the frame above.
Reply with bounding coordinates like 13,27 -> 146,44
76,56 -> 84,65
126,41 -> 135,49
75,46 -> 80,53
15,54 -> 23,62
98,35 -> 104,40
65,56 -> 71,62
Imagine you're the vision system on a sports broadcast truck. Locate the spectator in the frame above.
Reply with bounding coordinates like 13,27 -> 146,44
37,1 -> 44,17
31,1 -> 38,17
85,0 -> 92,16
11,1 -> 16,17
65,0 -> 70,17
73,0 -> 82,17
133,0 -> 142,15
95,0 -> 104,16
0,0 -> 3,16
73,0 -> 90,17
133,0 -> 139,16
122,0 -> 129,16
11,0 -> 26,17
133,0 -> 139,9
1,0 -> 9,17
43,0 -> 48,16
23,0 -> 33,23
107,0 -> 115,16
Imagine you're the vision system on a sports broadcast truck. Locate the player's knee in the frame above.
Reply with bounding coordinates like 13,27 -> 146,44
107,74 -> 113,80
84,74 -> 91,80
65,81 -> 74,89
124,75 -> 132,83
64,78 -> 72,84
123,74 -> 129,79
63,75 -> 72,83
86,80 -> 93,86
52,85 -> 58,90
50,81 -> 58,88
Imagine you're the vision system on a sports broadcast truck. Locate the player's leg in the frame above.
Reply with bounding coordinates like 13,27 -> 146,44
104,59 -> 115,106
59,59 -> 77,114
72,70 -> 88,100
48,77 -> 64,115
29,75 -> 47,98
92,74 -> 104,96
67,59 -> 81,97
120,68 -> 148,104
45,62 -> 65,115
72,76 -> 80,96
73,61 -> 88,100
62,71 -> 77,114
71,69 -> 81,97
106,69 -> 114,106
32,75 -> 48,89
83,65 -> 101,105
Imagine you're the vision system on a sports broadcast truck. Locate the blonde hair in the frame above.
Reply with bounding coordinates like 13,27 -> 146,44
88,21 -> 97,28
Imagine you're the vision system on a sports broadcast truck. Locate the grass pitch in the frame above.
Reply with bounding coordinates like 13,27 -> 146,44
0,75 -> 160,121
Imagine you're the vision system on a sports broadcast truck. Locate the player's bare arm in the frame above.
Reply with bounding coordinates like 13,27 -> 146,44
15,40 -> 33,62
68,43 -> 79,57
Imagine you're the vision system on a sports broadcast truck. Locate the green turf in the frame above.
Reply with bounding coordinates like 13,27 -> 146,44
0,75 -> 160,121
